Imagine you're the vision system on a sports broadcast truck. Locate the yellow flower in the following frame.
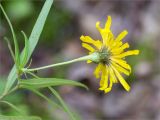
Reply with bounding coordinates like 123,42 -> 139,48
80,16 -> 139,93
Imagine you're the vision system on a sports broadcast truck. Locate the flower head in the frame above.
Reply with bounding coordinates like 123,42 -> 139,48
80,16 -> 139,93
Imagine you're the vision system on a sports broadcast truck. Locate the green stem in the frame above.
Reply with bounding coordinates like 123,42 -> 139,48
23,53 -> 99,72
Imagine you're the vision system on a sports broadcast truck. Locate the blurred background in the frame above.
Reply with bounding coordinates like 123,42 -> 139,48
0,0 -> 160,120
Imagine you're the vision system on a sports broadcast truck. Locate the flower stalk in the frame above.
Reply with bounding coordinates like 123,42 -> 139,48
22,52 -> 100,72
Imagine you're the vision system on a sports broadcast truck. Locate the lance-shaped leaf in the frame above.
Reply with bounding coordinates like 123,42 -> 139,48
22,86 -> 62,110
4,37 -> 15,63
49,87 -> 76,120
19,78 -> 88,90
2,0 -> 54,94
0,4 -> 20,68
0,101 -> 24,115
20,31 -> 29,68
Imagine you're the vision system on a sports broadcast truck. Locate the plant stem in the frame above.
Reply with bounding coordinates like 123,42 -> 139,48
23,54 -> 96,72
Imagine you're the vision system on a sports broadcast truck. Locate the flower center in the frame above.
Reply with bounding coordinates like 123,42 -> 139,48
98,47 -> 110,64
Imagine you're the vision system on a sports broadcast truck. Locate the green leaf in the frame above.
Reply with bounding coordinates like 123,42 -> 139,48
49,87 -> 76,120
0,115 -> 41,120
0,4 -> 20,68
24,73 -> 80,120
19,78 -> 88,90
23,86 -> 62,110
4,37 -> 15,63
0,101 -> 24,115
20,31 -> 29,68
2,0 -> 54,94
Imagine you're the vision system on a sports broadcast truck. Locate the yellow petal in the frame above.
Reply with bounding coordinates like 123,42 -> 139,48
87,60 -> 92,63
101,31 -> 109,45
120,43 -> 130,50
109,41 -> 123,51
80,35 -> 102,49
113,50 -> 139,58
95,17 -> 114,47
111,65 -> 130,91
110,58 -> 131,72
96,21 -> 110,46
104,76 -> 113,93
115,30 -> 128,42
111,61 -> 130,76
80,35 -> 92,43
108,39 -> 114,47
82,43 -> 95,52
111,43 -> 129,54
99,65 -> 107,87
109,67 -> 118,83
105,16 -> 112,31
99,65 -> 109,90
96,21 -> 102,32
104,87 -> 112,93
105,32 -> 114,47
109,31 -> 127,50
94,63 -> 103,78
96,21 -> 105,43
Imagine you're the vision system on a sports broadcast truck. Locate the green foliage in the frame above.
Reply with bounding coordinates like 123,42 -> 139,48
2,0 -> 54,95
0,0 -> 88,120
23,85 -> 80,120
0,78 -> 6,95
0,101 -> 24,115
0,4 -> 20,69
49,87 -> 76,120
20,31 -> 29,68
4,37 -> 15,63
24,87 -> 62,110
19,78 -> 88,90
25,73 -> 82,120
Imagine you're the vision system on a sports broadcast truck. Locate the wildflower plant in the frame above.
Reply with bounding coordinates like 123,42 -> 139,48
0,0 -> 139,120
